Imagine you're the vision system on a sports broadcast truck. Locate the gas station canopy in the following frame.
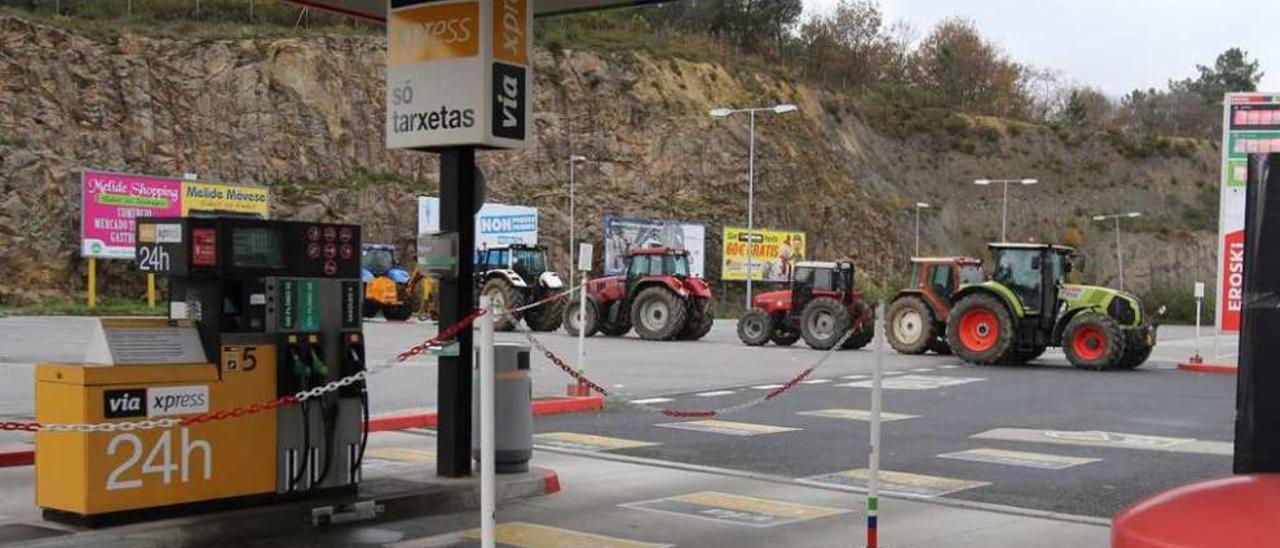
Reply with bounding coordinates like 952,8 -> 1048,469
283,0 -> 669,22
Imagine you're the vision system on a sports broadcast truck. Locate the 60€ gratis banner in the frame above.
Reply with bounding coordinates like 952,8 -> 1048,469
721,227 -> 806,282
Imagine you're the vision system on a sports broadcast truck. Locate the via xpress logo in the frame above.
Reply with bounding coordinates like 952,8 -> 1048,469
104,389 -> 146,419
492,62 -> 526,140
147,385 -> 210,417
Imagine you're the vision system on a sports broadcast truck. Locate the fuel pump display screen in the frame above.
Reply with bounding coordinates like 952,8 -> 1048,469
231,227 -> 285,270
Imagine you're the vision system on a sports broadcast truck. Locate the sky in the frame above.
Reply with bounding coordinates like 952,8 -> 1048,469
801,0 -> 1279,97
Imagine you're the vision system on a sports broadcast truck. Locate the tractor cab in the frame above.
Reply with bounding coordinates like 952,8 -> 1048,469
361,244 -> 398,278
988,243 -> 1074,321
476,244 -> 551,285
790,261 -> 855,313
623,246 -> 693,282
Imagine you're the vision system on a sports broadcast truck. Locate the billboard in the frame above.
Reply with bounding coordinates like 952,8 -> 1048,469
81,170 -> 268,259
722,227 -> 806,282
417,196 -> 538,248
1217,93 -> 1280,332
603,216 -> 706,277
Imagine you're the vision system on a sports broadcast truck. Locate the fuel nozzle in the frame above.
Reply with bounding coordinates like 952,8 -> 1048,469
309,347 -> 329,378
289,345 -> 310,380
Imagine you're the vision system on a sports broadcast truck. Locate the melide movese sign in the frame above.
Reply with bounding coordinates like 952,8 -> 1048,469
386,0 -> 531,150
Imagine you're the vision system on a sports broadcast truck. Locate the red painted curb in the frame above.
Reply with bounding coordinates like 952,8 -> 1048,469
0,445 -> 34,468
1177,362 -> 1238,375
366,396 -> 604,434
541,469 -> 562,494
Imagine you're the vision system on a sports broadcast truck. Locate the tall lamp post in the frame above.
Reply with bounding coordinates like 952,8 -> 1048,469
1093,211 -> 1141,291
974,178 -> 1038,242
913,202 -> 930,257
710,103 -> 799,308
567,154 -> 590,274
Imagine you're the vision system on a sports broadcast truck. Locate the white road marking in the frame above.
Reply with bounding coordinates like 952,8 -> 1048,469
911,367 -> 935,372
972,428 -> 1233,456
938,448 -> 1100,470
751,384 -> 785,390
630,397 -> 674,405
839,375 -> 984,390
841,375 -> 868,380
798,408 -> 918,422
800,379 -> 832,384
695,390 -> 736,397
939,365 -> 961,369
656,420 -> 800,436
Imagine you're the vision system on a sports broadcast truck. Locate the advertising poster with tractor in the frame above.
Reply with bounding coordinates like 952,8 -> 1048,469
602,216 -> 706,277
1217,92 -> 1280,332
721,227 -> 806,282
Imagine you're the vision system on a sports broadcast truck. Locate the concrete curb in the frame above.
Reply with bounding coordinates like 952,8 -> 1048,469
1177,362 -> 1238,374
0,396 -> 605,468
13,467 -> 561,547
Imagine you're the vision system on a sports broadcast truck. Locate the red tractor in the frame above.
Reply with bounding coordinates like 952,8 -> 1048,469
886,257 -> 984,354
562,246 -> 715,341
736,261 -> 875,350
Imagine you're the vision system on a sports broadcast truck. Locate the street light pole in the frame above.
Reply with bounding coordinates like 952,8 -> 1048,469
914,202 -> 930,257
1092,211 -> 1141,291
974,178 -> 1038,242
710,103 -> 798,309
567,155 -> 588,275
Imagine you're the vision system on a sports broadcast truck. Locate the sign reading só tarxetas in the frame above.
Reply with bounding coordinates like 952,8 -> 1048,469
386,0 -> 531,150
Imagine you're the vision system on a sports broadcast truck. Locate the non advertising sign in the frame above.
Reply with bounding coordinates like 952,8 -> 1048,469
721,227 -> 806,282
1216,92 -> 1280,332
386,0 -> 531,150
417,196 -> 538,248
603,216 -> 706,277
80,170 -> 270,259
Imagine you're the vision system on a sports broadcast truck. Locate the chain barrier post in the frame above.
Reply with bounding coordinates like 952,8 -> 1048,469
478,295 -> 496,548
572,243 -> 592,396
866,302 -> 886,548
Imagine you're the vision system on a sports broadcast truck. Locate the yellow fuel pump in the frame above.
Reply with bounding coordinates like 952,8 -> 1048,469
36,217 -> 368,524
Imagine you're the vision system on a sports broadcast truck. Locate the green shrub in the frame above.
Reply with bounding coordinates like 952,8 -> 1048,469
1138,282 -> 1215,325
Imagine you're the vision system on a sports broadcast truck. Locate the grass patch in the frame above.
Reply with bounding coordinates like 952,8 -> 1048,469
0,295 -> 157,317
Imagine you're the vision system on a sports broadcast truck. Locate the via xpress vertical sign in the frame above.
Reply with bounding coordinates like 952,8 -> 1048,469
1217,93 -> 1280,332
386,0 -> 531,150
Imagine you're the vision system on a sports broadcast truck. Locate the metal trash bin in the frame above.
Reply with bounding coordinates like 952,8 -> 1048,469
472,342 -> 533,473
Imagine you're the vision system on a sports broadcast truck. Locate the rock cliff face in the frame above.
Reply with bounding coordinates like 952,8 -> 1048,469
0,14 -> 1218,305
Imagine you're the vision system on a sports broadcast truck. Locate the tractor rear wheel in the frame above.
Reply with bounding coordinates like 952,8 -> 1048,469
481,278 -> 523,331
631,286 -> 687,340
562,296 -> 599,337
597,302 -> 632,336
524,295 -> 564,332
737,309 -> 772,346
887,297 -> 933,354
947,294 -> 1015,365
800,297 -> 853,350
926,337 -> 952,355
770,328 -> 800,346
1117,342 -> 1153,370
678,297 -> 714,341
1063,313 -> 1126,370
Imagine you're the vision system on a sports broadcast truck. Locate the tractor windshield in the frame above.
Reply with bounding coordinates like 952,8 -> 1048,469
362,248 -> 395,275
665,254 -> 690,277
511,248 -> 546,279
994,249 -> 1043,313
958,265 -> 984,285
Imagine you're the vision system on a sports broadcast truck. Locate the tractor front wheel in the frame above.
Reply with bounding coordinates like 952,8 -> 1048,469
524,295 -> 565,332
562,296 -> 599,337
383,302 -> 414,321
1064,314 -> 1126,370
841,308 -> 875,349
631,286 -> 688,340
1116,342 -> 1153,370
481,278 -> 524,331
770,328 -> 800,346
800,297 -> 853,350
597,302 -> 633,336
737,309 -> 773,346
946,294 -> 1015,365
887,297 -> 933,354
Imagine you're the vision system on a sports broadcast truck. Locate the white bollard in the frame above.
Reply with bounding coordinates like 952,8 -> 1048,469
478,295 -> 496,548
866,303 -> 885,548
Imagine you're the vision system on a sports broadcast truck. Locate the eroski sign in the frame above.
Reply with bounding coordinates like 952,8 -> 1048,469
387,0 -> 531,150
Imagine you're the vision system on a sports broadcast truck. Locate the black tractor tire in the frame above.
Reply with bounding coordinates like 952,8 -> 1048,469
524,295 -> 564,332
481,277 -> 524,332
1063,313 -> 1127,371
841,312 -> 875,349
927,337 -> 953,355
383,302 -> 414,321
362,300 -> 380,319
737,309 -> 773,346
597,302 -> 633,337
886,297 -> 934,354
678,297 -> 715,341
946,293 -> 1016,365
631,286 -> 688,340
770,328 -> 800,346
562,296 -> 599,337
800,297 -> 853,350
1117,341 -> 1154,370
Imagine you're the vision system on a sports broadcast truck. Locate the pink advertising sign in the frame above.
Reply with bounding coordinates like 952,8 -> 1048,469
81,170 -> 183,259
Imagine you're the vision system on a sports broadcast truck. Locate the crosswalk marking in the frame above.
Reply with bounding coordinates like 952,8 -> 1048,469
657,419 -> 800,436
630,397 -> 674,405
797,408 -> 918,422
621,491 -> 848,528
938,448 -> 1100,469
751,384 -> 785,390
972,428 -> 1232,455
841,375 -> 868,380
839,375 -> 984,391
695,390 -> 736,397
799,469 -> 988,498
939,365 -> 961,369
800,378 -> 832,384
535,432 -> 660,452
911,367 -> 935,372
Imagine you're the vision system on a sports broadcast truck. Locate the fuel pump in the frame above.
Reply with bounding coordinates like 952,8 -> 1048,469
35,217 -> 366,524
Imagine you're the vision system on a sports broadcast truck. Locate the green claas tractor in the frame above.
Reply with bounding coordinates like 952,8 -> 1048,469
946,243 -> 1160,370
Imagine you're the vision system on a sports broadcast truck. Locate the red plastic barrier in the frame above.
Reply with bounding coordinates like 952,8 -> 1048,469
1113,474 -> 1280,547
